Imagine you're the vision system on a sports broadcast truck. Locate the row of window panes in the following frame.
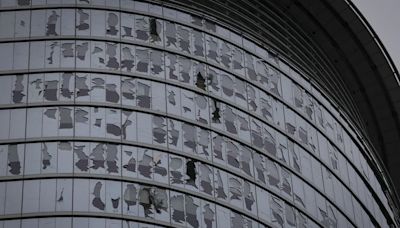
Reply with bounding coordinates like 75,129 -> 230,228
0,177 -> 322,228
0,70 -> 387,223
0,139 -> 381,228
0,217 -> 169,228
0,37 -> 385,219
0,140 -> 352,227
0,101 -> 382,224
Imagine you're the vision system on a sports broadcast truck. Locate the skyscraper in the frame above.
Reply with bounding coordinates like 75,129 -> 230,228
0,0 -> 399,227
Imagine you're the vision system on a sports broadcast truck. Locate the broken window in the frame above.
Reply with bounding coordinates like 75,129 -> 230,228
285,204 -> 296,228
56,179 -> 73,211
105,75 -> 120,103
91,41 -> 106,69
121,45 -> 135,72
166,53 -> 179,80
76,9 -> 90,34
243,181 -> 256,213
165,21 -> 178,49
46,10 -> 60,36
194,62 -> 206,90
167,85 -> 181,116
137,80 -> 151,108
292,175 -> 306,209
138,186 -> 168,219
198,163 -> 213,196
76,41 -> 90,67
210,99 -> 222,129
152,151 -> 168,184
181,90 -> 196,120
220,41 -> 232,69
192,30 -> 204,57
59,107 -> 73,132
263,125 -> 277,157
276,132 -> 289,164
152,116 -> 167,146
281,168 -> 292,197
227,141 -> 240,169
28,73 -> 44,102
202,201 -> 215,228
7,144 -> 23,175
150,50 -> 164,77
237,110 -> 250,141
121,12 -> 134,40
60,73 -> 74,101
106,144 -> 119,174
229,175 -> 242,208
182,123 -> 197,153
150,18 -> 162,45
270,196 -> 284,228
121,77 -> 135,105
106,108 -> 121,139
223,105 -> 237,135
41,142 -> 57,173
123,183 -> 138,215
254,153 -> 266,184
214,169 -> 227,200
170,155 -> 185,187
197,128 -> 210,159
185,195 -> 200,228
136,47 -> 149,74
206,35 -> 219,63
44,73 -> 59,101
185,159 -> 198,190
44,41 -> 60,67
212,133 -> 226,165
170,192 -> 185,225
106,180 -> 121,213
74,142 -> 90,172
12,74 -> 27,104
138,149 -> 153,179
232,47 -> 244,75
247,84 -> 258,112
58,142 -> 73,173
168,119 -> 182,150
177,25 -> 191,54
106,12 -> 119,36
75,107 -> 90,136
259,93 -> 274,122
122,146 -> 137,177
266,158 -> 280,190
61,41 -> 75,67
122,110 -> 135,141
289,142 -> 301,173
179,56 -> 192,84
105,43 -> 120,70
220,73 -> 235,102
135,15 -> 149,42
240,146 -> 253,177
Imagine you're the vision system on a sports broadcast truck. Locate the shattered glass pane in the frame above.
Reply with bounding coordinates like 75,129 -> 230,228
46,10 -> 60,36
121,45 -> 135,72
171,192 -> 185,225
170,155 -> 184,186
135,15 -> 149,42
106,12 -> 119,36
76,9 -> 90,33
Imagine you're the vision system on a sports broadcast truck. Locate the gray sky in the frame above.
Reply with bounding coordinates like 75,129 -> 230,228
352,0 -> 400,72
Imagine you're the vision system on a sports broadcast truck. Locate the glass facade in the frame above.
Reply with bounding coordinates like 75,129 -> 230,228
0,0 -> 397,227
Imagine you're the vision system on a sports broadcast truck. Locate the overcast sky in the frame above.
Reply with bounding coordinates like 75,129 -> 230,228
352,0 -> 400,72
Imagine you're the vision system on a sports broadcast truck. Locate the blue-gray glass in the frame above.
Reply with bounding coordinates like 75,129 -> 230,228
0,0 -> 395,228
